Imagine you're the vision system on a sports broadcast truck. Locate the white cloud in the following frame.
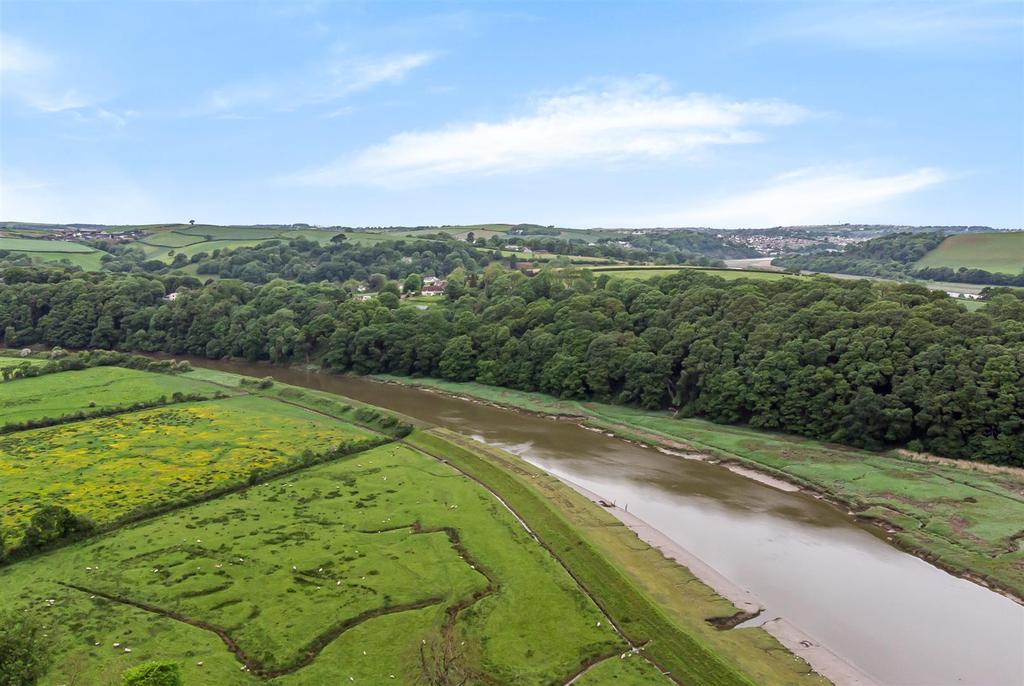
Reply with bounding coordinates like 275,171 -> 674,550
629,167 -> 948,228
196,51 -> 437,115
761,2 -> 1023,50
22,89 -> 92,113
0,34 -> 120,121
0,33 -> 52,74
291,77 -> 810,187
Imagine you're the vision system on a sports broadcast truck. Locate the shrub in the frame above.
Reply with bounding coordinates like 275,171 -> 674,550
0,610 -> 52,686
121,661 -> 183,686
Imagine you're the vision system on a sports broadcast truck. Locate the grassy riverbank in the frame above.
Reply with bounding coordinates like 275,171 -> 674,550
407,429 -> 827,686
375,375 -> 1024,603
2,362 -> 823,684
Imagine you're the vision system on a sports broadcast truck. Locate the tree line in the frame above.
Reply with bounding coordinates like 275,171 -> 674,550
2,265 -> 1022,465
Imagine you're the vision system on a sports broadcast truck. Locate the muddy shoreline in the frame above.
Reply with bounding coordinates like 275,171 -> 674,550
553,473 -> 878,686
368,375 -> 1024,608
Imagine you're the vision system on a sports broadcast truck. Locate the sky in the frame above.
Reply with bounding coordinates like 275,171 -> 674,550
1,1 -> 1022,229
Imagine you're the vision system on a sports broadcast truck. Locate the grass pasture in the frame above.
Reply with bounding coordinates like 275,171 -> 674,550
0,394 -> 375,548
0,237 -> 94,253
175,225 -> 296,240
136,231 -> 209,248
585,265 -> 790,281
0,441 -> 625,684
916,232 -> 1024,274
0,236 -> 108,270
135,226 -> 345,263
0,363 -> 830,684
0,365 -> 227,427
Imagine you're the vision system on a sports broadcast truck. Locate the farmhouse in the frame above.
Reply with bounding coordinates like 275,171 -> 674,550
421,281 -> 447,296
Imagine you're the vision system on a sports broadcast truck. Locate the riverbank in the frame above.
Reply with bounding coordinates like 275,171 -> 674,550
373,375 -> 1024,605
556,472 -> 876,686
409,428 -> 831,686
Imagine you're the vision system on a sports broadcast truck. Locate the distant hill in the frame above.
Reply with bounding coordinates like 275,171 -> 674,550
772,231 -> 1024,286
915,233 -> 1024,275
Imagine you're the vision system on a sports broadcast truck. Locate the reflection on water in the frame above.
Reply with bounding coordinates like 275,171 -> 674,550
191,361 -> 1024,686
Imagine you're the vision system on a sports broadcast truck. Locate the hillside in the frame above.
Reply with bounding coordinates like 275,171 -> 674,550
915,232 -> 1024,275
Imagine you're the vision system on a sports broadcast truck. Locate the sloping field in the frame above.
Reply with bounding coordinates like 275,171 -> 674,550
139,239 -> 269,262
136,226 -> 344,262
176,225 -> 293,240
136,231 -> 210,248
0,236 -> 107,270
0,365 -> 226,427
586,265 -> 789,281
0,394 -> 375,545
0,237 -> 94,252
916,232 -> 1024,274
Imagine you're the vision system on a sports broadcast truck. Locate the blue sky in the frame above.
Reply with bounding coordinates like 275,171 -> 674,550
1,1 -> 1021,228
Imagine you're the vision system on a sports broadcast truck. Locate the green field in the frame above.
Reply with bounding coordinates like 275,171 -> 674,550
0,366 -> 226,426
378,376 -> 1024,602
135,225 -> 345,263
0,441 -> 629,683
139,238 -> 270,263
0,237 -> 94,253
136,231 -> 210,248
0,236 -> 107,270
916,232 -> 1024,274
0,363 -> 826,685
585,265 -> 790,281
0,394 -> 375,547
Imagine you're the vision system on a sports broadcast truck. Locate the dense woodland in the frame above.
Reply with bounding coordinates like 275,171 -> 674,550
775,232 -> 1024,285
3,264 -> 1022,465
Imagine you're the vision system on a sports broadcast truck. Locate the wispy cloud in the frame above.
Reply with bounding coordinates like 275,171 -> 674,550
0,33 -> 132,127
196,50 -> 438,115
630,167 -> 948,228
0,33 -> 52,74
758,2 -> 1023,50
289,76 -> 810,187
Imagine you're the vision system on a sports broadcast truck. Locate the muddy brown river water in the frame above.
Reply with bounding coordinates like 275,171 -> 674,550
192,360 -> 1024,685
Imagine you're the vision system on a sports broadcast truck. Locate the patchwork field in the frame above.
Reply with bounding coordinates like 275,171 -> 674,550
0,394 -> 374,548
0,236 -> 107,270
0,425 -> 631,683
0,365 -> 227,426
915,232 -> 1024,274
0,362 -> 826,685
133,226 -> 346,264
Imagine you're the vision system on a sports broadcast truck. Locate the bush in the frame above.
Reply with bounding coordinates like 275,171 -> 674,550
121,661 -> 183,686
0,610 -> 51,686
19,505 -> 95,552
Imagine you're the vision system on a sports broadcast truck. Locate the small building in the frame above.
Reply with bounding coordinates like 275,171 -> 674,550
421,280 -> 448,296
355,293 -> 374,302
423,276 -> 442,286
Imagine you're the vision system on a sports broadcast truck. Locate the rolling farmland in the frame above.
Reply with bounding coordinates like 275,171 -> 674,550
915,232 -> 1024,274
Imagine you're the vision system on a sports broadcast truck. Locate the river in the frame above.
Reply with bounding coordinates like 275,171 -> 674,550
192,360 -> 1024,685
